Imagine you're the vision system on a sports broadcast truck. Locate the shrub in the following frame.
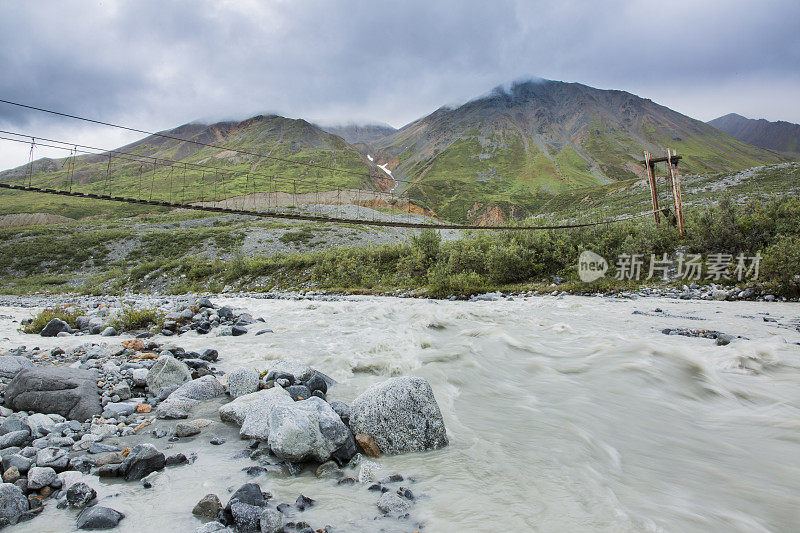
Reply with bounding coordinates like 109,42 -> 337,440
761,234 -> 800,297
110,306 -> 165,332
21,306 -> 83,334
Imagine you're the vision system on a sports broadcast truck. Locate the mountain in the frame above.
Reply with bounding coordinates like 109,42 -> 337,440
708,113 -> 800,154
0,114 -> 384,199
318,123 -> 397,146
371,79 -> 786,222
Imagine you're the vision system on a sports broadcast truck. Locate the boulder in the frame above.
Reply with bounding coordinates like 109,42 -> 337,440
146,355 -> 191,397
231,502 -> 262,531
76,505 -> 125,529
0,483 -> 28,525
0,356 -> 35,379
228,368 -> 260,398
264,361 -> 316,384
65,482 -> 96,508
225,483 -> 265,511
26,466 -> 57,489
349,377 -> 447,455
121,444 -> 165,481
219,387 -> 291,427
237,389 -> 294,441
4,367 -> 101,421
267,397 -> 352,463
156,375 -> 225,419
259,508 -> 283,533
40,318 -> 70,337
192,493 -> 222,519
0,415 -> 28,436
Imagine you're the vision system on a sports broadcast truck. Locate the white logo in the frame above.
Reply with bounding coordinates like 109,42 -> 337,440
578,250 -> 608,282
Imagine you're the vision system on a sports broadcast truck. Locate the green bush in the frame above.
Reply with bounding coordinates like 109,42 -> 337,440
110,306 -> 165,332
761,234 -> 800,297
21,306 -> 84,334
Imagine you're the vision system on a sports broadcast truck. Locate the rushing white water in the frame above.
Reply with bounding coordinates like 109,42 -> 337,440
2,295 -> 800,532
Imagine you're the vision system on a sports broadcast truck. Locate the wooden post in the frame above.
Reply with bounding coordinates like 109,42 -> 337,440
644,151 -> 660,224
667,148 -> 685,236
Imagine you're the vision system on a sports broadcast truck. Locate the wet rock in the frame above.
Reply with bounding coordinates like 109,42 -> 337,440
40,318 -> 70,337
121,444 -> 165,481
192,493 -> 222,520
264,361 -> 315,384
0,356 -> 35,379
231,326 -> 248,336
76,505 -> 125,529
26,466 -> 56,490
195,521 -> 230,533
0,483 -> 29,525
268,397 -> 352,463
100,327 -> 117,337
377,492 -> 412,516
305,374 -> 328,394
285,385 -> 311,401
5,367 -> 102,421
66,482 -> 96,508
200,349 -> 219,362
228,368 -> 260,398
225,483 -> 265,512
355,434 -> 381,458
314,461 -> 341,479
146,355 -> 191,397
358,461 -> 380,483
329,401 -> 350,425
294,494 -> 315,511
165,453 -> 188,466
349,376 -> 448,455
259,508 -> 283,533
231,502 -> 262,531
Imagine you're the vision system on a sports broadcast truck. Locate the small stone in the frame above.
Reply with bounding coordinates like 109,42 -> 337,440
355,434 -> 381,458
376,491 -> 412,516
2,467 -> 20,484
192,493 -> 222,520
314,461 -> 341,479
285,385 -> 311,401
165,453 -> 188,466
358,461 -> 380,484
175,422 -> 201,438
210,437 -> 226,445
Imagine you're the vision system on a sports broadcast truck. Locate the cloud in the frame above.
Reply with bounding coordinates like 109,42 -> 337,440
0,0 -> 798,169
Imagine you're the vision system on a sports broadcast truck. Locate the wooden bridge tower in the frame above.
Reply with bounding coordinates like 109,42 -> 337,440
641,149 -> 685,236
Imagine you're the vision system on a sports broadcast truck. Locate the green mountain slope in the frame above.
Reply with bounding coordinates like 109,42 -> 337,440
373,80 -> 787,223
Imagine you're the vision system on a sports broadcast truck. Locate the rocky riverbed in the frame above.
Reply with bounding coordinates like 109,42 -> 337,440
0,293 -> 798,531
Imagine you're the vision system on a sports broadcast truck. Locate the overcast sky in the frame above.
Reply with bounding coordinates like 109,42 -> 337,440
0,0 -> 798,169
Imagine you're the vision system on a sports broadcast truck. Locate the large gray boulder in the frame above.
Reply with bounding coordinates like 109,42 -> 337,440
121,443 -> 165,481
146,355 -> 191,397
0,483 -> 29,525
4,367 -> 101,421
237,389 -> 294,441
267,397 -> 351,463
349,377 -> 448,455
76,505 -> 125,530
40,318 -> 71,337
0,356 -> 34,379
227,367 -> 259,398
219,387 -> 290,426
156,376 -> 225,419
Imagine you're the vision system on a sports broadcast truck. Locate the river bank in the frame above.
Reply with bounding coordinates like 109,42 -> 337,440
0,294 -> 798,531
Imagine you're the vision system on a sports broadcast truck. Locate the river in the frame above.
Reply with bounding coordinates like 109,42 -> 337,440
2,295 -> 799,532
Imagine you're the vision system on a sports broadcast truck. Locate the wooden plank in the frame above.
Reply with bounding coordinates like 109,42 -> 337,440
644,151 -> 660,224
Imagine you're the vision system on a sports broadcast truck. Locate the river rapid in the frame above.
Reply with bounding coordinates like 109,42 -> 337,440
1,295 -> 799,532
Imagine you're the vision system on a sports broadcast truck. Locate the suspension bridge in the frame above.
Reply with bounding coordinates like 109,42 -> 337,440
0,99 -> 678,231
